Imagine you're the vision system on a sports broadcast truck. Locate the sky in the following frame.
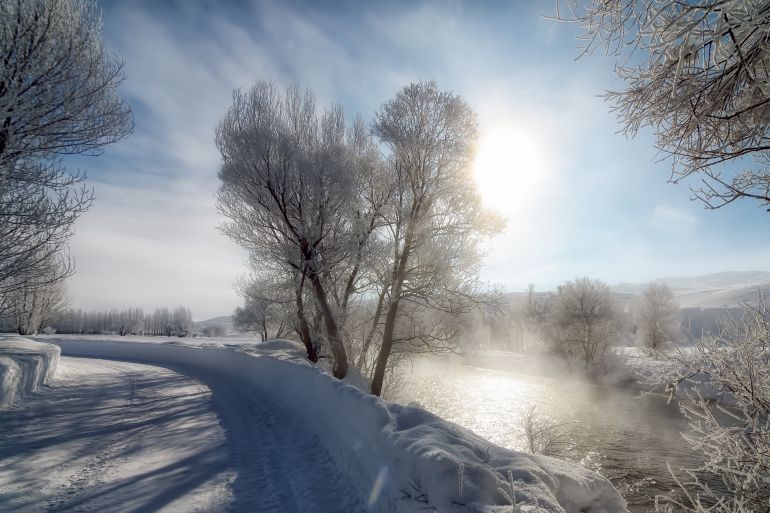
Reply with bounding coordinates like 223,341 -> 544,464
64,0 -> 770,321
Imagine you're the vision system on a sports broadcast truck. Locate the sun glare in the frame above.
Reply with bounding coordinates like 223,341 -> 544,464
473,126 -> 549,218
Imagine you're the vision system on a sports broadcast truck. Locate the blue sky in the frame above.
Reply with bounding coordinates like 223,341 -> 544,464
66,0 -> 770,320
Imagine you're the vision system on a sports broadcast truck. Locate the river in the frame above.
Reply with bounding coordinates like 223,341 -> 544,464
389,353 -> 703,512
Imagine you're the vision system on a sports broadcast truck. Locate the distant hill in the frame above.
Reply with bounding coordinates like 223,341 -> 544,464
195,315 -> 235,336
197,315 -> 233,326
612,271 -> 770,308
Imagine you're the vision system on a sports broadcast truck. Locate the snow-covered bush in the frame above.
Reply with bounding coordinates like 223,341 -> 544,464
521,406 -> 585,462
652,297 -> 770,512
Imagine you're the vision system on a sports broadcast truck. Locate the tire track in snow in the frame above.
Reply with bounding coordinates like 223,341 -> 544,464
208,372 -> 364,513
44,362 -> 141,512
51,340 -> 367,513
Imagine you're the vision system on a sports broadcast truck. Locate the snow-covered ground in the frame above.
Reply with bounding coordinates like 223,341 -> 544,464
0,357 -> 233,512
4,337 -> 629,512
0,336 -> 60,408
38,333 -> 261,348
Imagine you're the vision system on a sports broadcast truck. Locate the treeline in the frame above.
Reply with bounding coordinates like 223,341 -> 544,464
462,279 -> 681,373
1,306 -> 195,337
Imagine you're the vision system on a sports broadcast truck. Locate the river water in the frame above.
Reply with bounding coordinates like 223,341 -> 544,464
390,354 -> 703,512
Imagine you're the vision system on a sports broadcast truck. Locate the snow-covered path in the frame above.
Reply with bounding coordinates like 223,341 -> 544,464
1,344 -> 364,513
0,357 -> 233,512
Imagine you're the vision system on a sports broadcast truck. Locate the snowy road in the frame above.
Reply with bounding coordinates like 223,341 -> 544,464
1,342 -> 364,513
0,357 -> 233,512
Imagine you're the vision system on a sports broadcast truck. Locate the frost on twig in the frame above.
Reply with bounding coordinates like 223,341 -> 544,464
557,0 -> 770,211
647,293 -> 770,512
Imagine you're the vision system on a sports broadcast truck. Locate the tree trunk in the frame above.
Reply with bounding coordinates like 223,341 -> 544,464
295,277 -> 318,362
356,283 -> 389,369
309,272 -> 348,379
370,223 -> 415,396
370,296 -> 400,396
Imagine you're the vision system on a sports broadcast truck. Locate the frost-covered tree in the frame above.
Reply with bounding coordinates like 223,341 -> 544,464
233,274 -> 293,341
0,0 -> 132,303
0,161 -> 85,312
368,81 -> 503,396
635,282 -> 680,350
650,297 -> 770,512
0,0 -> 132,164
562,0 -> 770,210
216,82 -> 383,378
540,277 -> 621,369
115,308 -> 144,336
171,307 -> 193,337
4,263 -> 68,335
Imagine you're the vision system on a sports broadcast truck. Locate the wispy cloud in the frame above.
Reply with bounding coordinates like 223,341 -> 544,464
61,0 -> 770,318
652,205 -> 698,232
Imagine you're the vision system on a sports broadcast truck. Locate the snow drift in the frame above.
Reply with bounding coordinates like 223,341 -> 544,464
0,336 -> 60,408
52,338 -> 627,513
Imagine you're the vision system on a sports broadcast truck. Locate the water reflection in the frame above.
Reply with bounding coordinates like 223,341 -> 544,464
391,357 -> 701,512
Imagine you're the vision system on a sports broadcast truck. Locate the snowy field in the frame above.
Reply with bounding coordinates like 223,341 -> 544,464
2,337 -> 627,512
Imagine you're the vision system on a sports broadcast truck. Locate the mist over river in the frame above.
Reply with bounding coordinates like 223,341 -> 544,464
390,353 -> 704,512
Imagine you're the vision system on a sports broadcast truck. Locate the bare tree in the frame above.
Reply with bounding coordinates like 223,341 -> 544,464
561,0 -> 770,210
216,81 -> 384,378
541,277 -> 621,369
0,0 -> 133,302
635,282 -> 680,350
368,81 -> 503,396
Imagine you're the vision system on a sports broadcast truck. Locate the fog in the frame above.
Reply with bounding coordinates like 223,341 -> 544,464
388,352 -> 700,512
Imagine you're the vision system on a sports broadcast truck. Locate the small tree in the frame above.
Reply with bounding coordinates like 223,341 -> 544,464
543,277 -> 621,369
635,282 -> 680,350
233,274 -> 293,341
562,0 -> 770,210
216,82 -> 381,378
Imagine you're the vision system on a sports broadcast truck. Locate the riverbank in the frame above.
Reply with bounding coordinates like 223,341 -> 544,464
390,353 -> 698,512
22,336 -> 629,512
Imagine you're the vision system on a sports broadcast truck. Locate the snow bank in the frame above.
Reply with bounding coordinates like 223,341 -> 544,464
52,339 -> 627,513
0,336 -> 60,408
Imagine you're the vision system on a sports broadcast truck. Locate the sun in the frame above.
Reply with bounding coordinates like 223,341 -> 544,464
473,126 -> 549,218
